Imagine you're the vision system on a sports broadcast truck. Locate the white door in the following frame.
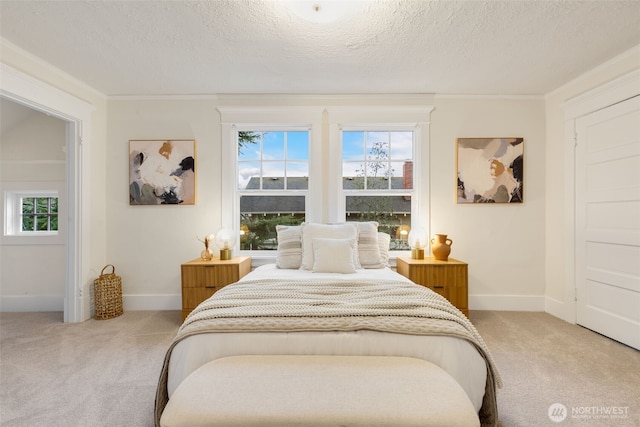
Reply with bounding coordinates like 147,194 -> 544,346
575,94 -> 640,350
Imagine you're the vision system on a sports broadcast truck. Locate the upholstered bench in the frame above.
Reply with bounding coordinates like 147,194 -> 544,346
160,355 -> 480,427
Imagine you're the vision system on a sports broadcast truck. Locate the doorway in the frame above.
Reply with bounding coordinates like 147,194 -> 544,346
0,98 -> 66,316
0,63 -> 93,322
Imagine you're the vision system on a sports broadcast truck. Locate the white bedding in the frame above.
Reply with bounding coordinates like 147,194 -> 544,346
167,265 -> 488,412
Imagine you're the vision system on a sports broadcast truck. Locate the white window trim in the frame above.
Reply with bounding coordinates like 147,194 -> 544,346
326,106 -> 434,261
2,181 -> 65,245
218,106 -> 324,262
218,104 -> 434,264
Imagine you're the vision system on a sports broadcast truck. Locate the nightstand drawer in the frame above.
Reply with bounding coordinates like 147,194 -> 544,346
180,257 -> 251,322
182,287 -> 220,310
396,257 -> 469,317
408,264 -> 467,289
181,264 -> 239,288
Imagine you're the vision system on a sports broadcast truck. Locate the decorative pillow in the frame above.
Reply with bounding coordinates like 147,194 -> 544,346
300,223 -> 359,270
312,238 -> 357,274
377,232 -> 391,268
275,225 -> 302,269
351,222 -> 384,268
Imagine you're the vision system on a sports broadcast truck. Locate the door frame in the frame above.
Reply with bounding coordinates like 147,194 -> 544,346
562,69 -> 640,324
0,63 -> 94,322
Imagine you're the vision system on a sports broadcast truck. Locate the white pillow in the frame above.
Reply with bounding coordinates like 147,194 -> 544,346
275,225 -> 302,269
300,223 -> 359,270
312,238 -> 357,274
378,232 -> 391,268
352,222 -> 384,268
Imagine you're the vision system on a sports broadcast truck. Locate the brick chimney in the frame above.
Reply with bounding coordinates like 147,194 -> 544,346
403,161 -> 413,189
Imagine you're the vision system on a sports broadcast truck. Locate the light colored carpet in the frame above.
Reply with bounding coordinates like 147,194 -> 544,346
0,310 -> 638,427
472,311 -> 639,427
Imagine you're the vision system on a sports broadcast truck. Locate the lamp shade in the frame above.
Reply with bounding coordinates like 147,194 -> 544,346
408,227 -> 428,259
215,228 -> 236,260
407,227 -> 427,249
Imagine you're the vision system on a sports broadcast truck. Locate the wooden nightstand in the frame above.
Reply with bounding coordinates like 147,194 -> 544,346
396,257 -> 469,317
181,256 -> 251,321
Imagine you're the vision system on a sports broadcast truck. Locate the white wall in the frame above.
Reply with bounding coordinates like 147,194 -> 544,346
106,98 -> 221,309
105,95 -> 546,311
0,110 -> 67,310
544,45 -> 640,322
431,96 -> 546,310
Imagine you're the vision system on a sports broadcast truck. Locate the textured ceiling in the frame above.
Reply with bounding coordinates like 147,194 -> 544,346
1,0 -> 639,96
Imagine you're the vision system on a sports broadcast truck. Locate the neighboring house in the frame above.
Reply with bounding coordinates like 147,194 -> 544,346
240,162 -> 414,249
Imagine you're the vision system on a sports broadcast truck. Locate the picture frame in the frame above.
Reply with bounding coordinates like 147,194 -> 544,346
129,139 -> 196,205
456,138 -> 524,204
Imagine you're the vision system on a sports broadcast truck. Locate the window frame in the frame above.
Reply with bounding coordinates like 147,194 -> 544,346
219,104 -> 433,264
339,126 -> 416,252
219,107 -> 324,262
327,106 -> 433,261
2,181 -> 65,245
237,127 -> 311,252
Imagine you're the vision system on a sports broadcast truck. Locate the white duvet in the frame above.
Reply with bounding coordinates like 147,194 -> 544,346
167,264 -> 488,412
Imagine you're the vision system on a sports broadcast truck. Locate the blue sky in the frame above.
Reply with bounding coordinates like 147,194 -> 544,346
237,130 -> 413,189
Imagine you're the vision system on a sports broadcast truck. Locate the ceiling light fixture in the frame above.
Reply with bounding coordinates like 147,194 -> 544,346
284,0 -> 366,24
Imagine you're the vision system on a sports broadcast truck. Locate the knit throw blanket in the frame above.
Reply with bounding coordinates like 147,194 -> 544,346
155,278 -> 502,427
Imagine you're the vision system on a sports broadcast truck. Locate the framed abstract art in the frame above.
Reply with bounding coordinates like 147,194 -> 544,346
129,139 -> 196,205
456,138 -> 524,204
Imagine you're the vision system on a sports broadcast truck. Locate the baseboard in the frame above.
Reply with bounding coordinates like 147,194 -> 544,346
3,293 -> 549,313
122,294 -> 181,311
544,296 -> 576,324
0,295 -> 64,312
469,294 -> 545,311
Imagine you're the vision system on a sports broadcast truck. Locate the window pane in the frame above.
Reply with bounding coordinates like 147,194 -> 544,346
366,131 -> 389,154
342,130 -> 413,192
342,131 -> 364,161
22,197 -> 34,214
342,161 -> 361,184
238,130 -> 309,193
37,216 -> 49,231
286,162 -> 308,189
391,161 -> 412,189
263,132 -> 285,160
366,175 -> 389,190
22,216 -> 34,231
343,174 -> 364,190
239,161 -> 260,190
287,132 -> 309,160
262,162 -> 285,189
238,131 -> 261,160
390,131 -> 413,160
240,195 -> 305,250
345,195 -> 411,250
51,198 -> 58,214
36,198 -> 49,214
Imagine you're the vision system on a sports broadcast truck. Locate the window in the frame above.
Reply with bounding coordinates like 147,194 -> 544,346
342,129 -> 414,250
4,188 -> 61,240
219,102 -> 432,261
20,196 -> 59,232
237,129 -> 309,250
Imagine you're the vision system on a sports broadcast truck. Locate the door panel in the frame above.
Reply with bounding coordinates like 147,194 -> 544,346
576,95 -> 640,350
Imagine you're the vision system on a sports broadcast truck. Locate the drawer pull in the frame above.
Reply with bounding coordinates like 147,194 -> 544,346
205,285 -> 218,289
433,285 -> 445,289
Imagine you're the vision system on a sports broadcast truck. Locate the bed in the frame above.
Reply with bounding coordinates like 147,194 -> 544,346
154,222 -> 501,426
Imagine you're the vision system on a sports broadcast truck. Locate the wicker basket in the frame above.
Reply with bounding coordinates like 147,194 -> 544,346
94,264 -> 123,320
